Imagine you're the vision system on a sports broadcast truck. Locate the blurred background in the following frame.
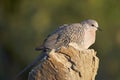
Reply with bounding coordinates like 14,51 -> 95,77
0,0 -> 120,80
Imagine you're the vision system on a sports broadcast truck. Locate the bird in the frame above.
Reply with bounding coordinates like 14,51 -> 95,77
16,19 -> 100,79
36,19 -> 100,51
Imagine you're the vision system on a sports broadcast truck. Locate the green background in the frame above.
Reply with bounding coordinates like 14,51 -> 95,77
0,0 -> 120,80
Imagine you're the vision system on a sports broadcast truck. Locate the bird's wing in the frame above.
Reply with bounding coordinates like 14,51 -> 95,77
55,23 -> 84,47
36,23 -> 84,50
36,24 -> 68,50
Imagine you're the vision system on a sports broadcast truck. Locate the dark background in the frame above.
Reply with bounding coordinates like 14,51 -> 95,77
0,0 -> 120,80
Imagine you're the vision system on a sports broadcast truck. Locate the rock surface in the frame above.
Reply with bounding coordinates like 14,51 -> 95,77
28,46 -> 99,80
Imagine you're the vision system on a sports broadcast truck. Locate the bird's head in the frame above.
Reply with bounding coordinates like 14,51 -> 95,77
81,19 -> 101,31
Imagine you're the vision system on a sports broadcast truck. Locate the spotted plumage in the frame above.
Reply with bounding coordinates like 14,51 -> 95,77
36,19 -> 99,51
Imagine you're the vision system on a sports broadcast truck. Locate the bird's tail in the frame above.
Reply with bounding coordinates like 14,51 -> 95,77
35,46 -> 44,51
15,52 -> 48,79
35,46 -> 50,52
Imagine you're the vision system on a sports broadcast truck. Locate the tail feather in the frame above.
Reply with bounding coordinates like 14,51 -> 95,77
35,46 -> 50,52
35,46 -> 44,51
16,52 -> 48,79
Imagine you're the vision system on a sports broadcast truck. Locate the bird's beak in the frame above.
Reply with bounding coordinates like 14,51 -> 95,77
97,27 -> 102,31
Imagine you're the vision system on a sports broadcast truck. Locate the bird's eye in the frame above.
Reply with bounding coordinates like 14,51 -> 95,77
91,24 -> 94,27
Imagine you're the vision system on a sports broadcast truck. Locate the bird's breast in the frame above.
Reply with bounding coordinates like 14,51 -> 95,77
83,29 -> 96,49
